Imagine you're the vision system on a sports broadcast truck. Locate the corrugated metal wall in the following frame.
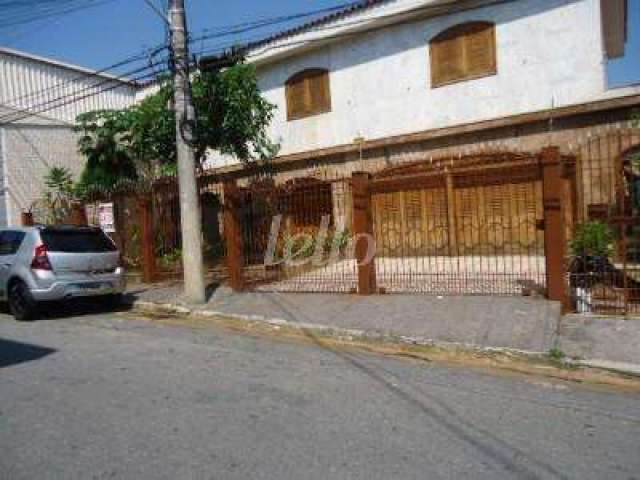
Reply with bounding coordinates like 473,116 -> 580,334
0,50 -> 137,125
0,127 -> 7,227
0,49 -> 139,225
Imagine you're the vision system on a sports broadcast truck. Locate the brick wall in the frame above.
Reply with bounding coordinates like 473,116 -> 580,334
222,104 -> 639,186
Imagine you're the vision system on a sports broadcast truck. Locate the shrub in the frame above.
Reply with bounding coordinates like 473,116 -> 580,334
158,248 -> 182,269
570,221 -> 615,258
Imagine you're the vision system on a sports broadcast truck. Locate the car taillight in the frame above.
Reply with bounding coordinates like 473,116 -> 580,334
31,244 -> 52,271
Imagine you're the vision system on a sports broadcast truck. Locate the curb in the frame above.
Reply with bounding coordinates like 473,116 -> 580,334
129,299 -> 640,378
130,299 -> 548,356
571,360 -> 640,377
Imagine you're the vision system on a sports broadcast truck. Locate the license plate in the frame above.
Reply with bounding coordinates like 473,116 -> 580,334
73,282 -> 112,291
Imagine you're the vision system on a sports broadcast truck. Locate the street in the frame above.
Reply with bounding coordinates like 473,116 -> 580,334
1,308 -> 639,480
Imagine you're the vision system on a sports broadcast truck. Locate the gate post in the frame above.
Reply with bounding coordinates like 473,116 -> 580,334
138,195 -> 156,284
540,147 -> 569,309
69,202 -> 88,226
21,211 -> 34,226
351,172 -> 377,295
223,181 -> 245,292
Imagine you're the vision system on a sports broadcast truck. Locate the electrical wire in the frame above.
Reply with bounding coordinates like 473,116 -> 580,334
0,1 -> 362,122
0,59 -> 169,125
1,0 -> 349,109
187,1 -> 364,45
142,0 -> 170,25
0,46 -> 167,110
0,0 -> 495,126
0,0 -> 118,30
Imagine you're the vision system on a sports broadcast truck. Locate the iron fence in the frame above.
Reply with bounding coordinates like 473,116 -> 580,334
568,129 -> 640,315
226,152 -> 553,297
232,177 -> 358,293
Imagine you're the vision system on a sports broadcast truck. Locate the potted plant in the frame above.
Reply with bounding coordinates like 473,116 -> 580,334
569,221 -> 615,313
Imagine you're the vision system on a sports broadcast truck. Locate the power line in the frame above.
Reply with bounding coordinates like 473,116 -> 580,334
1,0 -> 395,126
188,1 -> 363,46
0,60 -> 169,125
0,67 -> 166,126
0,58 -> 166,123
0,0 -> 118,30
2,0 -> 364,111
142,0 -> 170,25
0,46 -> 166,111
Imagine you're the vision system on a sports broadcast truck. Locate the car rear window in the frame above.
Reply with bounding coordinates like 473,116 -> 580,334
40,229 -> 117,253
0,231 -> 26,255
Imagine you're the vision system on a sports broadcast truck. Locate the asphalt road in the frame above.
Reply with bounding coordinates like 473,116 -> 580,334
1,306 -> 639,480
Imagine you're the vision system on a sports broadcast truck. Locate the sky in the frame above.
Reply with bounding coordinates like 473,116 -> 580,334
0,0 -> 638,87
0,0 -> 352,73
608,0 -> 640,88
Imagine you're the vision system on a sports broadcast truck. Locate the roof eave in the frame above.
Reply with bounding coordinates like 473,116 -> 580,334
202,0 -> 504,69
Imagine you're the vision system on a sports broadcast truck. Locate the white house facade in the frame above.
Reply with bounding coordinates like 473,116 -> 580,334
203,0 -> 638,169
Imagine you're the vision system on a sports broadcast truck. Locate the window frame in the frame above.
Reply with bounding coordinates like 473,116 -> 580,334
285,68 -> 332,121
429,21 -> 497,89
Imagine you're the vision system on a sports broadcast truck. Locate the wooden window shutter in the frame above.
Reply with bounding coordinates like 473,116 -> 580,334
286,69 -> 331,120
601,0 -> 628,59
309,71 -> 331,115
431,34 -> 464,87
430,22 -> 497,88
465,23 -> 496,78
286,75 -> 307,120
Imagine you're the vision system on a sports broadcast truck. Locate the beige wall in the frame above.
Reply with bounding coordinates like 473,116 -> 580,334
1,124 -> 83,226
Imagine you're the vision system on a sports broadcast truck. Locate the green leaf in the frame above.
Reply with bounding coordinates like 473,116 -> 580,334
75,65 -> 279,196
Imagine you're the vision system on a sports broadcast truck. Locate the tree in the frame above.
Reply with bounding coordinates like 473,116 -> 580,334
191,64 -> 279,163
74,64 -> 277,197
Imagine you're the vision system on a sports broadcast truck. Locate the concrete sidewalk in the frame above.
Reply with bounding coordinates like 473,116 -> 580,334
127,282 -> 561,353
126,282 -> 640,373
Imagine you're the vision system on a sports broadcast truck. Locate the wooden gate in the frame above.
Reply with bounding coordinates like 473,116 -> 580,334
370,152 -> 546,295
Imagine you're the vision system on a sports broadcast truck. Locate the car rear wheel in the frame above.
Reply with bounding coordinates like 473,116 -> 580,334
105,293 -> 125,309
9,281 -> 37,321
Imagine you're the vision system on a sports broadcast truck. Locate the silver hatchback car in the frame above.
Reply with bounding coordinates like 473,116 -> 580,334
0,226 -> 126,320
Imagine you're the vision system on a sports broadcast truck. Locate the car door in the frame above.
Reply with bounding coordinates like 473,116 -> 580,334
0,231 -> 26,300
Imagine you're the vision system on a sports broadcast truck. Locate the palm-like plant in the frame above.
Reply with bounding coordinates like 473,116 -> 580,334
42,166 -> 76,224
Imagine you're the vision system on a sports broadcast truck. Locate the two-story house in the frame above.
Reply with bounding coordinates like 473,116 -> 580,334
203,0 -> 636,172
200,0 -> 640,299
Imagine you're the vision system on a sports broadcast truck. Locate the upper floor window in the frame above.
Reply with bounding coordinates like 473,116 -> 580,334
430,21 -> 497,88
285,69 -> 331,121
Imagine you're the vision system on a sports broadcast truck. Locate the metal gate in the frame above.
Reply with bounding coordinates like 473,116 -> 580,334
231,177 -> 358,293
569,129 -> 640,315
370,152 -> 546,295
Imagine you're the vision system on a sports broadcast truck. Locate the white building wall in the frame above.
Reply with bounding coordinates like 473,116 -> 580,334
0,49 -> 136,125
244,0 -> 622,159
0,49 -> 138,225
1,125 -> 84,226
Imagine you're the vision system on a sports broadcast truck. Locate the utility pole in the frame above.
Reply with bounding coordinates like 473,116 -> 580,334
168,0 -> 206,303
